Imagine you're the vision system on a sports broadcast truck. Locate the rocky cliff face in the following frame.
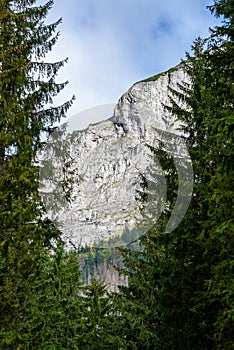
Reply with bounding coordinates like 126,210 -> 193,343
39,65 -> 192,249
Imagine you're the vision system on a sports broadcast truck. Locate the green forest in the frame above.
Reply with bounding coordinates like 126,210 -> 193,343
0,0 -> 233,349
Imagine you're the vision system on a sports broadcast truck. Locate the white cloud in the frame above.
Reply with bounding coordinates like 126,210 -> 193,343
43,0 -> 220,125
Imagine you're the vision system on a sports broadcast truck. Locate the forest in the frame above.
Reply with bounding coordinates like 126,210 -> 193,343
0,0 -> 233,349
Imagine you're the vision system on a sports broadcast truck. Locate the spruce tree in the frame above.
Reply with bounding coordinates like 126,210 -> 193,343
81,278 -> 123,349
0,0 -> 74,347
195,1 -> 234,346
27,247 -> 85,350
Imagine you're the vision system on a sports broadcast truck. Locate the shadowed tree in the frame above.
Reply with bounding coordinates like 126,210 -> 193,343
0,0 -> 76,347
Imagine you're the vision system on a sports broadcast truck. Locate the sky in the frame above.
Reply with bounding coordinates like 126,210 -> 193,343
44,0 -> 220,127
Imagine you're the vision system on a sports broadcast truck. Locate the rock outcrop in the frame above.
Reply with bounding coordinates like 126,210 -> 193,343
39,65 -> 192,249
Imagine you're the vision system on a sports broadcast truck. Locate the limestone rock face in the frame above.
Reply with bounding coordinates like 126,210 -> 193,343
39,65 -> 192,249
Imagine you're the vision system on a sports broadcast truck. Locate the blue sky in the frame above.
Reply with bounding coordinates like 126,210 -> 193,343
45,0 -> 220,120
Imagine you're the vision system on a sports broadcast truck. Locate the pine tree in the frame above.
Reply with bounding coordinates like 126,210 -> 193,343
27,247 -> 85,350
0,0 -> 74,347
194,1 -> 234,346
168,1 -> 234,345
81,278 -> 122,349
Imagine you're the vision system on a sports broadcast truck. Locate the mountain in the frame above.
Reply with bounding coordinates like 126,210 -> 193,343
39,64 -> 192,250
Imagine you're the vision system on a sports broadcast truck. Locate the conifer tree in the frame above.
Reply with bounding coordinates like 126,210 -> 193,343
0,0 -> 75,347
27,247 -> 85,350
81,278 -> 123,349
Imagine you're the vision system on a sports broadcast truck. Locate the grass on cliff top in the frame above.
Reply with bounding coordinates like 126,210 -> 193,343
137,65 -> 179,83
